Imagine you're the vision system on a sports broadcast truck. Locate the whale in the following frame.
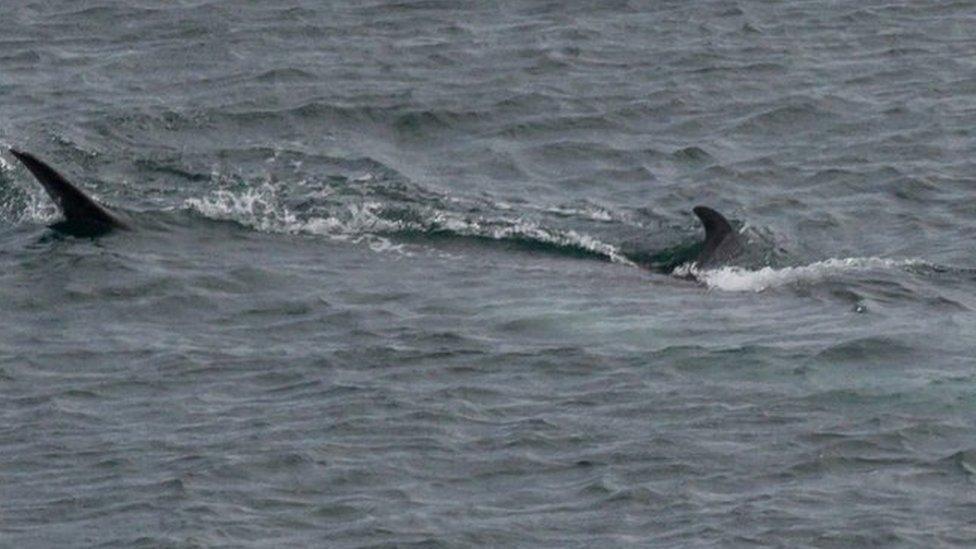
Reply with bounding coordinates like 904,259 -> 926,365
9,148 -> 129,237
7,148 -> 740,269
691,205 -> 741,269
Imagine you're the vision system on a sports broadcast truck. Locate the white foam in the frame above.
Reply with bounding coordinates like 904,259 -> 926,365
183,186 -> 633,265
427,212 -> 636,266
184,185 -> 299,233
678,257 -> 927,292
184,187 -> 411,256
0,150 -> 59,224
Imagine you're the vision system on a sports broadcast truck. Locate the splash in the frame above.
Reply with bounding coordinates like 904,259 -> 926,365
184,184 -> 300,233
677,257 -> 929,292
190,183 -> 400,231
0,158 -> 60,226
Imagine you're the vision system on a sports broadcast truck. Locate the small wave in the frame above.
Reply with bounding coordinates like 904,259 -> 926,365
535,203 -> 616,222
421,212 -> 636,266
253,67 -> 317,83
733,101 -> 839,136
678,257 -> 929,292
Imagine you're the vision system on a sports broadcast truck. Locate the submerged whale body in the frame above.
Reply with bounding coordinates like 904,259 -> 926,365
7,148 -> 741,270
8,148 -> 129,237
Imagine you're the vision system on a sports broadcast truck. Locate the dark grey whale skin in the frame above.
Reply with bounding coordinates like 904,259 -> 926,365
692,205 -> 741,269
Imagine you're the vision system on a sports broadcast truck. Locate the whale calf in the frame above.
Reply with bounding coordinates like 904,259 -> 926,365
8,148 -> 740,269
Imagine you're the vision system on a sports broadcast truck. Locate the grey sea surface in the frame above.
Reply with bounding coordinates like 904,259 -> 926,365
2,1 -> 976,547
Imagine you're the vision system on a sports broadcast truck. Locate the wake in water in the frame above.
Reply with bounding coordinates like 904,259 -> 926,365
7,169 -> 938,293
2,148 -> 644,264
2,150 -> 959,295
183,182 -> 639,265
187,179 -> 938,296
677,257 -> 934,292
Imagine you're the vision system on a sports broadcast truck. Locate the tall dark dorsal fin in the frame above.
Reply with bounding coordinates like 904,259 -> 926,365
692,205 -> 737,267
9,149 -> 127,236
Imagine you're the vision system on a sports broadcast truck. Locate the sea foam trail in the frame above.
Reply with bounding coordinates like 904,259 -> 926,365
183,186 -> 635,265
679,257 -> 929,292
183,186 -> 408,254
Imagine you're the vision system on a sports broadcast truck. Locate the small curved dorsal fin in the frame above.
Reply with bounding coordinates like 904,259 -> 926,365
693,205 -> 735,265
9,148 -> 127,235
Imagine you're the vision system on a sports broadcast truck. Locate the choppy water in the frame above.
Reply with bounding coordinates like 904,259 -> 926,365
2,1 -> 976,547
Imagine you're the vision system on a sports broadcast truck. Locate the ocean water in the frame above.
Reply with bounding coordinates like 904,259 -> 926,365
2,1 -> 976,546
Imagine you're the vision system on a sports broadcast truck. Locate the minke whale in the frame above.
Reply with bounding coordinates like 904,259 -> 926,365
8,148 -> 740,270
8,148 -> 129,237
